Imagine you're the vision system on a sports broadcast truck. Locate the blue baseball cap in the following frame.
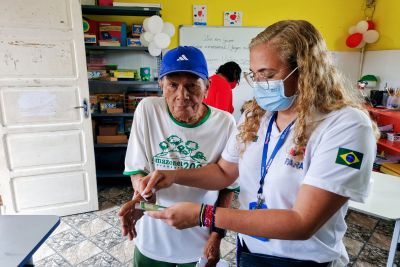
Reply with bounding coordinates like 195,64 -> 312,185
159,46 -> 208,80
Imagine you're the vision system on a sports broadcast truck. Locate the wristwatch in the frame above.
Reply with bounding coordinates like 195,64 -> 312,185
211,225 -> 227,238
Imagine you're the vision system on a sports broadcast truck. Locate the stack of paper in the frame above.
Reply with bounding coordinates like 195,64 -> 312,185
113,2 -> 161,8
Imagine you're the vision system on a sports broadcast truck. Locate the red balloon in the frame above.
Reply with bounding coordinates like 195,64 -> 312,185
346,33 -> 363,48
367,20 -> 375,30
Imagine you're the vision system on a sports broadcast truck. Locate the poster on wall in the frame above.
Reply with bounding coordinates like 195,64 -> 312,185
224,11 -> 242,26
193,5 -> 207,25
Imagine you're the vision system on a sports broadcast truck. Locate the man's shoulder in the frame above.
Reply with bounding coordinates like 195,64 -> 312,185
208,106 -> 236,125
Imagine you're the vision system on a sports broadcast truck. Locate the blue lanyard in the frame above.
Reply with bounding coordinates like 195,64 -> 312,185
257,112 -> 295,207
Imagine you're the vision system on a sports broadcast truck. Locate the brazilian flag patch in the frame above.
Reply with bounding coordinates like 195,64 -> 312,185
335,147 -> 363,170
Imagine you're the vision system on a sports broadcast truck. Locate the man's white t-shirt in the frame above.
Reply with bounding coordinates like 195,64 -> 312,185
124,97 -> 236,263
221,107 -> 376,266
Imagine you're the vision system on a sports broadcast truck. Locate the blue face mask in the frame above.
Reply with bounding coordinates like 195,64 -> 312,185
254,67 -> 298,112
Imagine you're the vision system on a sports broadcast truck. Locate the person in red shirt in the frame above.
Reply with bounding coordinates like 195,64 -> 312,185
204,61 -> 242,113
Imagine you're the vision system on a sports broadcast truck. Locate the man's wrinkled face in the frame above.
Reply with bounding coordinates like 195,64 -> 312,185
160,73 -> 208,124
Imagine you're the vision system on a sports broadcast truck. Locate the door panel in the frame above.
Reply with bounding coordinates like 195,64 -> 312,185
0,0 -> 98,216
11,171 -> 89,214
5,130 -> 85,170
0,0 -> 71,30
0,40 -> 76,78
0,87 -> 80,126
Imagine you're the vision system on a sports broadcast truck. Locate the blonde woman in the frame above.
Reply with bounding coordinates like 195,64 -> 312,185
131,20 -> 378,267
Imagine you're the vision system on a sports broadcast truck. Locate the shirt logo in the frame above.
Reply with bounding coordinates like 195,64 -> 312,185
335,147 -> 363,169
152,135 -> 207,169
176,54 -> 189,61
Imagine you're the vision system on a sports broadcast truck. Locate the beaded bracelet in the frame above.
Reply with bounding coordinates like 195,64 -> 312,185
203,204 -> 214,228
198,203 -> 205,227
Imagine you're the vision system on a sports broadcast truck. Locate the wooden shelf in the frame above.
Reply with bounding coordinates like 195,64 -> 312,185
377,139 -> 400,154
91,113 -> 134,117
81,5 -> 161,16
96,170 -> 126,178
94,144 -> 128,148
85,46 -> 148,52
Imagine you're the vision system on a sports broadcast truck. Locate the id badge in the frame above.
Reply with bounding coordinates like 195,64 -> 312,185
248,201 -> 269,242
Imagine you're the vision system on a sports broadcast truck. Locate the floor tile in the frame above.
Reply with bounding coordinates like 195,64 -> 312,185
353,260 -> 379,267
76,252 -> 121,267
100,208 -> 121,227
375,219 -> 395,236
78,217 -> 112,237
224,230 -> 237,245
95,196 -> 120,216
347,211 -> 378,230
50,220 -> 72,236
33,243 -> 56,263
345,223 -> 373,243
60,240 -> 102,265
358,243 -> 389,267
343,236 -> 364,257
99,186 -> 126,199
91,227 -> 124,250
46,228 -> 86,252
368,231 -> 392,251
108,238 -> 136,264
63,212 -> 98,229
223,249 -> 237,267
220,239 -> 236,258
34,253 -> 71,267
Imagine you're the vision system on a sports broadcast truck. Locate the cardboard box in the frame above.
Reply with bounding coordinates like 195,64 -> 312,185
97,135 -> 128,144
99,125 -> 118,136
127,38 -> 141,47
131,24 -> 143,37
98,0 -> 113,6
106,108 -> 124,113
83,18 -> 98,45
99,21 -> 127,46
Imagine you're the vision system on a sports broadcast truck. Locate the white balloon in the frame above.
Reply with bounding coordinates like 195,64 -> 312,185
153,32 -> 171,49
356,41 -> 366,48
143,18 -> 150,32
143,31 -> 154,43
148,41 -> 161,56
356,20 -> 369,33
147,15 -> 163,34
162,22 -> 175,37
348,26 -> 358,35
363,30 -> 379,43
140,33 -> 149,46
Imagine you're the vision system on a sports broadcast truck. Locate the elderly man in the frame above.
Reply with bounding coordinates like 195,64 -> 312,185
119,46 -> 237,267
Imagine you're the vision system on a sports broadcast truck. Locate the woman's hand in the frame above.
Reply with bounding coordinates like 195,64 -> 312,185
146,202 -> 200,229
138,170 -> 176,198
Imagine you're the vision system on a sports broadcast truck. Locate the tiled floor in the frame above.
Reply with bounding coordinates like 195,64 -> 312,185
33,183 -> 400,267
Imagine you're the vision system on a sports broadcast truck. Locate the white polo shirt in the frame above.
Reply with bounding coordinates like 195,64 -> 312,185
222,107 -> 376,266
124,97 -> 237,263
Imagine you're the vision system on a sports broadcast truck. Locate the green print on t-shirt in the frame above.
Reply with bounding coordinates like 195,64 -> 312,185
153,135 -> 207,169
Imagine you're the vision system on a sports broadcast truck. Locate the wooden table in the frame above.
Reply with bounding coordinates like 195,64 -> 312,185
0,215 -> 60,267
349,172 -> 400,267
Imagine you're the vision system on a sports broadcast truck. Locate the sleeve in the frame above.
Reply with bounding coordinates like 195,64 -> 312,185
303,112 -> 377,203
123,100 -> 150,176
221,114 -> 245,164
223,115 -> 240,192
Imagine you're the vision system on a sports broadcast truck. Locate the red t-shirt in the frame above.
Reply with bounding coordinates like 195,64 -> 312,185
203,74 -> 234,113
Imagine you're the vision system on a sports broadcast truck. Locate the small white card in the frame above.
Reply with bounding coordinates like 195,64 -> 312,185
193,5 -> 207,25
196,257 -> 229,267
224,11 -> 243,26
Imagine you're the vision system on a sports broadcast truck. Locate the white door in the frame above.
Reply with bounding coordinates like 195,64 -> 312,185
0,0 -> 98,216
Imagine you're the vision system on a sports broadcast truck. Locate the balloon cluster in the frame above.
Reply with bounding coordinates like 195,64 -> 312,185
140,15 -> 175,56
346,20 -> 379,48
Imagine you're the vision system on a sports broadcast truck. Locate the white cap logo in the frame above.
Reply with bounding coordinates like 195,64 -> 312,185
177,54 -> 189,61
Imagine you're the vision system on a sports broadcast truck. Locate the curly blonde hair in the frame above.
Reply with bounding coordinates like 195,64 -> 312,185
238,20 -> 379,155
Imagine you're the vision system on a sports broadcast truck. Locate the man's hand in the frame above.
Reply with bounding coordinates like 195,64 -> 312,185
118,194 -> 143,240
204,232 -> 221,267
